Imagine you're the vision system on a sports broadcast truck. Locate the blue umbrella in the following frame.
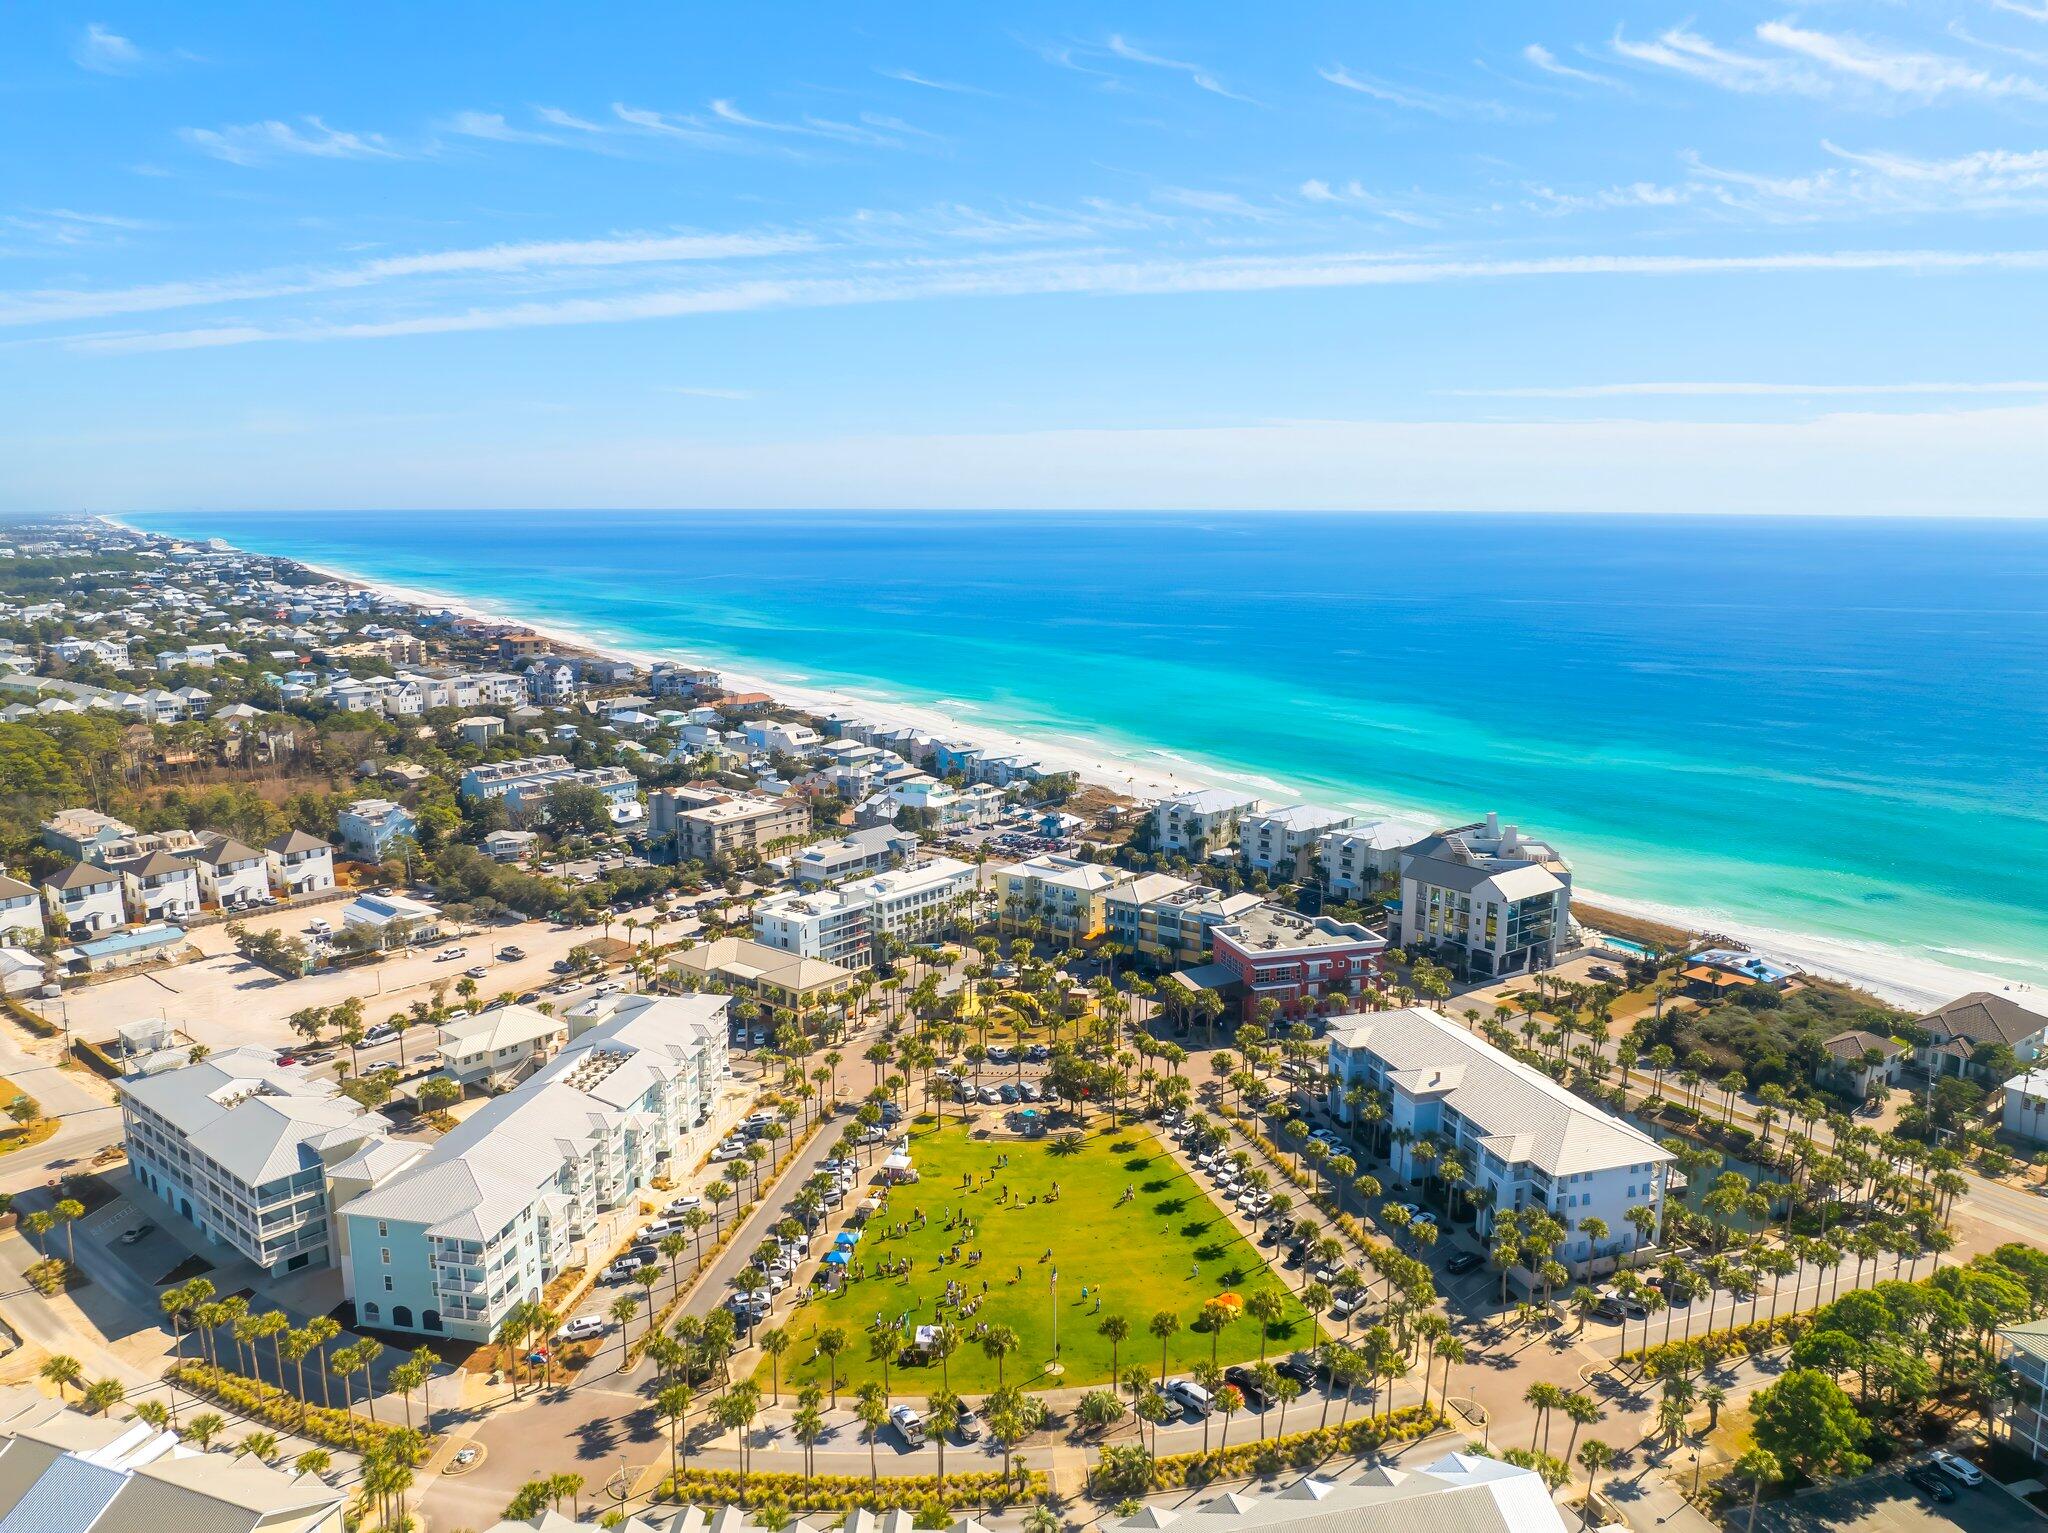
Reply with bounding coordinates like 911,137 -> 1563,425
823,1249 -> 850,1265
835,1229 -> 861,1246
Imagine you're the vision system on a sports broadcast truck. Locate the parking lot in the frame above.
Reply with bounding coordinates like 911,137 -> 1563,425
1751,1465 -> 2043,1533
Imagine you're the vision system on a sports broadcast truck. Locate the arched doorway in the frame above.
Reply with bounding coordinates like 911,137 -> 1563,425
392,1305 -> 413,1329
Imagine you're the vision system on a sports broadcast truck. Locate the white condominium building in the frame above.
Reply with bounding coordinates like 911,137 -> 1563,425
120,1047 -> 392,1276
340,993 -> 729,1341
1327,1007 -> 1669,1270
996,853 -> 1126,941
1239,803 -> 1355,877
1398,813 -> 1572,980
754,855 -> 977,968
1153,787 -> 1261,856
1317,819 -> 1431,900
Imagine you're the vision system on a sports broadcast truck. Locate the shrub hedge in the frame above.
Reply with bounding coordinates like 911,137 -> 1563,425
655,1466 -> 1043,1511
167,1360 -> 423,1455
1093,1406 -> 1446,1494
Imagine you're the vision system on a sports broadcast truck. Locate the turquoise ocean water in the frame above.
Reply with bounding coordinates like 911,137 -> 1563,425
128,511 -> 2048,996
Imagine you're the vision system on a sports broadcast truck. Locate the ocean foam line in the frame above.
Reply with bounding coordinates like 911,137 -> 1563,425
107,516 -> 2017,1012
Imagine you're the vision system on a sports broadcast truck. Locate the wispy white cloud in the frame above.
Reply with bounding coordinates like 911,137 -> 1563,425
442,111 -> 562,145
73,23 -> 143,74
875,66 -> 992,96
1522,44 -> 1622,89
66,243 -> 2048,355
1294,179 -> 1441,227
1152,187 -> 1277,220
1990,0 -> 2048,22
1611,26 -> 1829,95
1319,65 -> 1524,121
1758,19 -> 2048,101
4,207 -> 160,248
1444,380 -> 2048,398
709,99 -> 910,147
0,228 -> 814,327
181,117 -> 403,166
1525,181 -> 1691,215
1105,35 -> 1257,103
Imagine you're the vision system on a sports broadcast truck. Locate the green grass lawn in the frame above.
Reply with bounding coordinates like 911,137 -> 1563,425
761,1117 -> 1316,1398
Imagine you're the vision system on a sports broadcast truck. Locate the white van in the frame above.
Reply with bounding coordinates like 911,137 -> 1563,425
889,1404 -> 928,1447
558,1315 -> 608,1342
1166,1379 -> 1214,1418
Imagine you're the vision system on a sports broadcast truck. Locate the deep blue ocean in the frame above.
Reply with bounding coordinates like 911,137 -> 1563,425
129,511 -> 2048,995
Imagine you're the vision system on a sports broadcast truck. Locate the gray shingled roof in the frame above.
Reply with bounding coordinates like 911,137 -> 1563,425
1919,991 -> 2048,1050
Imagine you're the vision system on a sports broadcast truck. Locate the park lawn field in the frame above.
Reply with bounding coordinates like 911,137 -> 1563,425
762,1117 -> 1316,1398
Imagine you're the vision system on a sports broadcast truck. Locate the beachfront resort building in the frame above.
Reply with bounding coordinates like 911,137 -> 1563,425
996,853 -> 1126,942
1327,1007 -> 1671,1269
1153,787 -> 1261,857
1240,804 -> 1355,879
340,993 -> 730,1341
1205,905 -> 1386,1019
753,855 -> 977,969
119,1045 -> 393,1275
1398,814 -> 1572,980
1317,820 -> 1432,901
1106,873 -> 1263,967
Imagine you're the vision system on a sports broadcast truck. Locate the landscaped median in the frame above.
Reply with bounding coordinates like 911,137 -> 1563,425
1090,1405 -> 1447,1494
652,1465 -> 1045,1514
166,1359 -> 427,1456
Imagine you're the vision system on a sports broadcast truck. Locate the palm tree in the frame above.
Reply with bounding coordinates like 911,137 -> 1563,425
81,1378 -> 124,1416
236,1429 -> 280,1462
760,1327 -> 790,1403
1150,1310 -> 1181,1386
856,1381 -> 889,1482
53,1198 -> 83,1267
292,1449 -> 331,1482
184,1412 -> 226,1449
657,1383 -> 693,1482
816,1325 -> 849,1408
39,1354 -> 81,1400
1099,1314 -> 1130,1381
981,1324 -> 1020,1389
306,1316 -> 341,1408
1577,1440 -> 1615,1527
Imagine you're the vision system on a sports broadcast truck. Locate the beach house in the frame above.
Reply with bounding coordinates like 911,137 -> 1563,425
265,828 -> 336,895
337,797 -> 419,861
42,862 -> 127,937
1328,1007 -> 1670,1266
192,833 -> 272,911
1912,990 -> 2048,1080
0,875 -> 45,944
1398,814 -> 1572,980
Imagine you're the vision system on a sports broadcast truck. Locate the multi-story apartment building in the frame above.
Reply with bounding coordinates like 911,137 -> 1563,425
1153,788 -> 1260,857
1327,1007 -> 1670,1272
120,1046 -> 392,1275
110,849 -> 202,924
1105,874 -> 1263,967
40,808 -> 136,862
651,790 -> 809,862
793,826 -> 919,885
885,776 -> 1005,830
265,829 -> 336,895
337,798 -> 419,861
754,855 -> 976,968
457,756 -> 642,825
1317,820 -> 1429,901
437,1001 -> 567,1088
340,994 -> 729,1340
996,854 -> 1126,943
1239,804 -> 1354,879
1206,905 -> 1385,1019
1398,814 -> 1571,980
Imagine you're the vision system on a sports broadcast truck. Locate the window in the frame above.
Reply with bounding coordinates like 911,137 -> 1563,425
381,1247 -> 391,1264
378,1220 -> 388,1237
383,1276 -> 393,1291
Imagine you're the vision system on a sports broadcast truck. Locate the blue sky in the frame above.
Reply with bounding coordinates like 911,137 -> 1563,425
6,0 -> 2048,513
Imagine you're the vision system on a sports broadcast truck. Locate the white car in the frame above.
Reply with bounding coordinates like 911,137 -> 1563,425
437,946 -> 467,961
665,1195 -> 702,1215
558,1315 -> 608,1342
1930,1451 -> 1983,1486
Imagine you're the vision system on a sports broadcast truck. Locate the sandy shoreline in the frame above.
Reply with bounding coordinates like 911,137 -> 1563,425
125,519 -> 2020,1012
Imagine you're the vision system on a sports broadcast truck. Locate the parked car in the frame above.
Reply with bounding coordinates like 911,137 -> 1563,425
116,1224 -> 155,1246
1906,1466 -> 1957,1503
889,1404 -> 927,1447
558,1315 -> 608,1342
1165,1379 -> 1214,1418
1444,1251 -> 1484,1276
500,945 -> 527,960
1274,1352 -> 1319,1388
465,965 -> 490,980
363,1022 -> 397,1043
1930,1451 -> 1983,1487
1330,1290 -> 1367,1322
1223,1365 -> 1271,1409
437,946 -> 467,961
603,1258 -> 645,1283
952,1404 -> 983,1442
665,1195 -> 702,1215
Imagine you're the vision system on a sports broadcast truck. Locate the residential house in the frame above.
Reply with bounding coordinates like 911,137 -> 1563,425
1817,1029 -> 1907,1101
2000,1318 -> 2048,1466
1912,990 -> 2048,1080
192,834 -> 272,912
458,756 -> 642,824
794,826 -> 918,885
438,1002 -> 567,1089
40,808 -> 136,862
457,714 -> 504,747
121,1045 -> 392,1274
0,875 -> 44,943
743,719 -> 821,757
265,829 -> 336,895
42,862 -> 126,937
483,829 -> 538,862
1398,814 -> 1572,980
1328,1007 -> 1671,1270
1153,787 -> 1260,857
337,798 -> 419,862
1240,804 -> 1355,879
